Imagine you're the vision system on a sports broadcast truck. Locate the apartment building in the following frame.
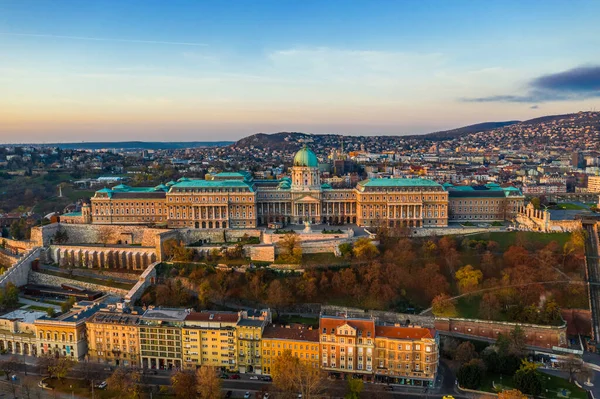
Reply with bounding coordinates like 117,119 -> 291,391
261,324 -> 320,375
182,311 -> 239,371
236,310 -> 271,374
86,307 -> 141,367
138,308 -> 186,370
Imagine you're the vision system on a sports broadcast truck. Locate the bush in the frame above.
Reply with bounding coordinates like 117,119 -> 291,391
457,362 -> 482,389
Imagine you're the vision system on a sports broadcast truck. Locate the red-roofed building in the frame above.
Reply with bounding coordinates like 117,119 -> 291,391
319,315 -> 376,377
374,325 -> 439,386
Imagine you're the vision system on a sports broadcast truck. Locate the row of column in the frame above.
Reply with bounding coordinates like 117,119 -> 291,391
387,204 -> 423,219
322,202 -> 356,215
54,248 -> 156,270
258,202 -> 291,216
195,205 -> 228,220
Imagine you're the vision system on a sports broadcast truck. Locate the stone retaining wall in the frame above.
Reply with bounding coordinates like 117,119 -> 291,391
0,248 -> 42,288
31,223 -> 169,247
28,271 -> 129,297
125,262 -> 158,304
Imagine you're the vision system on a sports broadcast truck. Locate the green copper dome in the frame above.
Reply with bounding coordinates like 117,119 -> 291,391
293,146 -> 318,168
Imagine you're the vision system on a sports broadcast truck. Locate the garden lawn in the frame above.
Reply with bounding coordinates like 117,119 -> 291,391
301,253 -> 350,267
557,203 -> 587,210
464,231 -> 572,251
479,372 -> 587,399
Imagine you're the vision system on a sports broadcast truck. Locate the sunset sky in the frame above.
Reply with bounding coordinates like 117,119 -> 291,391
1,0 -> 600,143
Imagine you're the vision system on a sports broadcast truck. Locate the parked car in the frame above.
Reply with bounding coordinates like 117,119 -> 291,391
261,376 -> 272,382
244,392 -> 251,399
230,374 -> 241,380
96,381 -> 108,389
249,375 -> 259,380
220,373 -> 230,379
384,385 -> 393,391
263,394 -> 270,399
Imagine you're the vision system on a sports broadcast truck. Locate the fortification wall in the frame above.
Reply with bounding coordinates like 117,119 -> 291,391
263,230 -> 353,244
0,248 -> 42,288
434,317 -> 567,349
0,252 -> 19,268
247,245 -> 276,262
0,237 -> 36,253
31,223 -> 169,247
125,261 -> 158,304
28,271 -> 129,297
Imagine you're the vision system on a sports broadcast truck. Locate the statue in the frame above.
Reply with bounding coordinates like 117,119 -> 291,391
303,220 -> 313,234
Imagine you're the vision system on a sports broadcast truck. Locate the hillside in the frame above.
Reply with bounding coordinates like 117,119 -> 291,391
410,120 -> 521,141
36,141 -> 234,150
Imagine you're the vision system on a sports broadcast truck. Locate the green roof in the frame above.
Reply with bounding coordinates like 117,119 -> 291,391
293,146 -> 319,168
358,178 -> 441,188
62,212 -> 82,217
171,180 -> 254,191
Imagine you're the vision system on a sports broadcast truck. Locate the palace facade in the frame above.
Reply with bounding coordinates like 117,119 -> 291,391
80,147 -> 523,229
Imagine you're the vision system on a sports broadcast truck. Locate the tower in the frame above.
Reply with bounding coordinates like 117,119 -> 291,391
291,146 -> 320,190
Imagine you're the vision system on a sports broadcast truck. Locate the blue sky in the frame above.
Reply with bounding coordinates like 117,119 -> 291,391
1,0 -> 599,143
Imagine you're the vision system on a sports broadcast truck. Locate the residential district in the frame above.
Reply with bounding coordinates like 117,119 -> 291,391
0,112 -> 600,398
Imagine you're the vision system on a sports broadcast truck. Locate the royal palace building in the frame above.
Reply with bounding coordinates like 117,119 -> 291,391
82,147 -> 523,229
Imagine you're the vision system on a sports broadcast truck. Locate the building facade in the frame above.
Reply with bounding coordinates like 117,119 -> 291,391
86,307 -> 141,366
138,308 -> 187,370
446,183 -> 525,222
182,311 -> 239,371
261,324 -> 320,375
87,147 -> 521,229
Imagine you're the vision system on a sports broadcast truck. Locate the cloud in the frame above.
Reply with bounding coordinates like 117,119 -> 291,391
462,65 -> 600,103
0,32 -> 207,46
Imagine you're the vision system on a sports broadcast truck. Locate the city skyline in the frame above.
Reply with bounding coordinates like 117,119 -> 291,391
1,0 -> 600,143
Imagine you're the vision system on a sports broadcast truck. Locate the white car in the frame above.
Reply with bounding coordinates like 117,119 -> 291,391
249,375 -> 259,380
96,381 -> 108,389
244,393 -> 251,399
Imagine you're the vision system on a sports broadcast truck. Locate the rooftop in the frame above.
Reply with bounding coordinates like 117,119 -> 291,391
357,178 -> 441,188
262,324 -> 319,342
170,179 -> 254,191
375,325 -> 436,340
0,309 -> 47,324
142,307 -> 189,322
185,311 -> 239,323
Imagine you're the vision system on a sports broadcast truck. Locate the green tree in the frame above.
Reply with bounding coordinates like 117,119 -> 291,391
61,297 -> 76,313
514,360 -> 542,396
530,197 -> 541,210
345,377 -> 364,399
457,362 -> 482,389
454,341 -> 476,365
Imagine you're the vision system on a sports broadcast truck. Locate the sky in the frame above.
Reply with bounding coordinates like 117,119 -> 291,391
1,0 -> 600,143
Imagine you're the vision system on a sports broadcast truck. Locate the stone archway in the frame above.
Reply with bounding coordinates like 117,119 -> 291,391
23,343 -> 29,355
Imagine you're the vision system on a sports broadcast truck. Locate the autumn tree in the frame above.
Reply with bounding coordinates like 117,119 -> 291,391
106,367 -> 142,399
431,294 -> 457,317
196,366 -> 222,399
197,280 -> 212,308
272,350 -> 324,399
479,292 -> 501,320
455,265 -> 483,294
279,232 -> 302,263
454,341 -> 476,365
266,279 -> 293,318
171,369 -> 198,399
498,389 -> 527,399
514,360 -> 542,396
352,237 -> 379,260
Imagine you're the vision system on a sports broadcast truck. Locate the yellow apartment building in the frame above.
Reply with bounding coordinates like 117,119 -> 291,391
261,324 -> 320,375
182,311 -> 239,371
374,325 -> 439,387
86,308 -> 141,367
236,310 -> 271,374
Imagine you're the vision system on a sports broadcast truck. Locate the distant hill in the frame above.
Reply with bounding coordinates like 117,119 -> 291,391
409,121 -> 521,141
233,132 -> 339,151
38,141 -> 234,150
